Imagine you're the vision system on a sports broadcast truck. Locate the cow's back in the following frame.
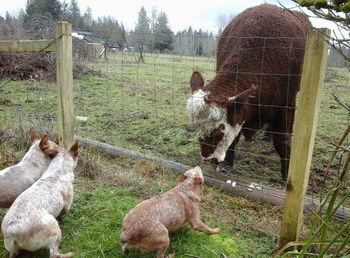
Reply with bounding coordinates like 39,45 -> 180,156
217,4 -> 309,69
210,4 -> 310,109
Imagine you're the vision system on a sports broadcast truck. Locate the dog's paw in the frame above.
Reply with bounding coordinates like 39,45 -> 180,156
210,227 -> 221,234
166,253 -> 176,258
61,252 -> 74,258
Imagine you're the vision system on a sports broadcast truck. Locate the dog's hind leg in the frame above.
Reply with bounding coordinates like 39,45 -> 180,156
4,237 -> 20,258
38,215 -> 73,258
155,239 -> 170,258
139,224 -> 169,258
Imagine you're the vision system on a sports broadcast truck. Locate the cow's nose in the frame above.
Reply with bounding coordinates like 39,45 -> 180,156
202,157 -> 210,162
202,157 -> 218,164
211,158 -> 219,164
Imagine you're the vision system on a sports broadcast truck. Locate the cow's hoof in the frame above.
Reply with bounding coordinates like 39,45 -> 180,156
216,162 -> 232,173
268,178 -> 284,185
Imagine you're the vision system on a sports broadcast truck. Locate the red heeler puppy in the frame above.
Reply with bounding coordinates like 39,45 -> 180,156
120,166 -> 220,258
1,141 -> 79,258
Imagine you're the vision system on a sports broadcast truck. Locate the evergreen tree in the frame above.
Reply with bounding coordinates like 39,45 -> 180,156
134,6 -> 150,62
0,12 -> 23,39
24,0 -> 61,21
186,26 -> 194,55
60,1 -> 70,21
91,16 -> 123,46
68,0 -> 81,29
173,27 -> 216,57
23,0 -> 61,39
120,23 -> 127,47
153,12 -> 173,52
46,0 -> 61,20
149,7 -> 157,49
82,7 -> 93,30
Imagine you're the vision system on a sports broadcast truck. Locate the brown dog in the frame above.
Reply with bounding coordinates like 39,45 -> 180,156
120,166 -> 220,258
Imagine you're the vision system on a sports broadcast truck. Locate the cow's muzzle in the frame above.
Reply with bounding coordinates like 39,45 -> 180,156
202,157 -> 219,165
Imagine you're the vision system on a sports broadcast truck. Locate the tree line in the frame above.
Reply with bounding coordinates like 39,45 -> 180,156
0,0 -> 218,57
2,0 -> 350,63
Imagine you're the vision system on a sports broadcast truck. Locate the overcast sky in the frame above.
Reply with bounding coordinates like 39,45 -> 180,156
0,0 -> 341,33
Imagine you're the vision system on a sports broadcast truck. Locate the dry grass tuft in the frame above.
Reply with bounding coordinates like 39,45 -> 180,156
0,124 -> 57,149
75,147 -> 103,180
133,160 -> 171,179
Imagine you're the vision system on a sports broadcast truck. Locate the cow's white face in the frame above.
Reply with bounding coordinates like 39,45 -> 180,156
186,89 -> 244,163
187,71 -> 257,164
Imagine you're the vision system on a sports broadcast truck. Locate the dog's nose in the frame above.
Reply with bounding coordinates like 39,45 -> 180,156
193,166 -> 202,173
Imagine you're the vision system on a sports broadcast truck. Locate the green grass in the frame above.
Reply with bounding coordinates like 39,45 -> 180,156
0,140 -> 277,257
0,52 -> 349,256
1,53 -> 349,189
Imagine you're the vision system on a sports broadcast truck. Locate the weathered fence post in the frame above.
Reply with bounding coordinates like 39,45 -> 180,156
279,28 -> 331,248
56,21 -> 74,147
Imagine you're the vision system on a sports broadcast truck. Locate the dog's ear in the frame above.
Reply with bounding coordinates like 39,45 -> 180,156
194,176 -> 203,185
69,141 -> 79,159
179,174 -> 187,182
39,135 -> 49,151
30,128 -> 41,143
44,148 -> 59,159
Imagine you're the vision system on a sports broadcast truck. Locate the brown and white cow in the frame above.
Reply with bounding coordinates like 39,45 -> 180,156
186,4 -> 310,181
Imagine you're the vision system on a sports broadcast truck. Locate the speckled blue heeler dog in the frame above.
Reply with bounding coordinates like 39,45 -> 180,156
0,129 -> 59,208
186,4 -> 311,181
1,141 -> 79,258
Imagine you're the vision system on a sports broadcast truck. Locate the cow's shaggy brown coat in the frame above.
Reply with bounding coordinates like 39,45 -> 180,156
187,4 -> 311,180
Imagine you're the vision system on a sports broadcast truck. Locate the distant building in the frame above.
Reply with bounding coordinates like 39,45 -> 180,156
72,30 -> 104,58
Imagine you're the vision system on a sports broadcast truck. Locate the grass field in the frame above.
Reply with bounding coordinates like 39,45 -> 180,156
0,52 -> 349,257
0,136 -> 279,257
1,52 -> 349,187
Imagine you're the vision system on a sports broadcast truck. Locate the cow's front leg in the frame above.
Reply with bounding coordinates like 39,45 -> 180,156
216,133 -> 241,173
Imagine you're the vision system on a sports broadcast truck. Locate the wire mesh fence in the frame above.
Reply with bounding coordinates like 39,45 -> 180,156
0,52 -> 57,137
72,33 -> 298,190
0,31 -> 349,208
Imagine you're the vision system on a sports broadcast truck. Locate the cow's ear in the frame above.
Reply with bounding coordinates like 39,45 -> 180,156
190,71 -> 204,92
30,128 -> 41,143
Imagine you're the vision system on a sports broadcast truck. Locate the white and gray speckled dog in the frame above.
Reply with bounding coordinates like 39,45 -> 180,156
120,166 -> 220,258
0,129 -> 59,208
1,141 -> 79,258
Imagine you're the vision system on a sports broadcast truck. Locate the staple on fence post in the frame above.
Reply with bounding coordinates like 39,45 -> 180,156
279,28 -> 331,248
56,21 -> 74,147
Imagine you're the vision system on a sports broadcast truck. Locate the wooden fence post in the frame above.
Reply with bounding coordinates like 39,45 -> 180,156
279,28 -> 331,248
56,21 -> 74,147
